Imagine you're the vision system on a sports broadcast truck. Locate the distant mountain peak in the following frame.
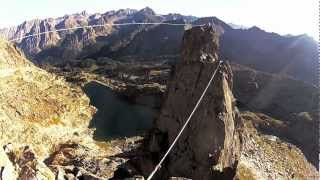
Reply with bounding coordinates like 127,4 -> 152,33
114,8 -> 137,15
139,7 -> 156,15
248,26 -> 264,32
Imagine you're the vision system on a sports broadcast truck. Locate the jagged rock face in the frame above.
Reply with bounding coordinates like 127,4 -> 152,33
181,26 -> 219,63
148,26 -> 242,179
0,9 -> 123,58
0,144 -> 56,180
44,143 -> 124,179
0,8 -> 172,60
0,8 -> 233,64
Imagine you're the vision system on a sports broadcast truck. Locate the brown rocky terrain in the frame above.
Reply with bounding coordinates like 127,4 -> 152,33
236,116 -> 318,180
0,38 -> 143,179
0,17 -> 317,179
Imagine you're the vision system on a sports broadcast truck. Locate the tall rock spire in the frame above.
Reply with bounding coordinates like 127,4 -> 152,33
148,26 -> 242,179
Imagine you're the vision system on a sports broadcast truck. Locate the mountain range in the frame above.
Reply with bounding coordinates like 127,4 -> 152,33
0,7 -> 318,178
0,7 -> 317,84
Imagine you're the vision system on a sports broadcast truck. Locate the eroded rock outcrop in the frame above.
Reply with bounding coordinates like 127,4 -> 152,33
147,26 -> 242,179
0,38 -> 96,156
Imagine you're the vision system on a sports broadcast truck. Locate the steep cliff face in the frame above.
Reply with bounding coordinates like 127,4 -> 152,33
148,26 -> 242,179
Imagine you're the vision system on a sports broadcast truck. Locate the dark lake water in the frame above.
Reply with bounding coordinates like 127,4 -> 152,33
83,81 -> 158,139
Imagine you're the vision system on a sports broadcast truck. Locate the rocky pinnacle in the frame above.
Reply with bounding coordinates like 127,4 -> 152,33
148,26 -> 242,179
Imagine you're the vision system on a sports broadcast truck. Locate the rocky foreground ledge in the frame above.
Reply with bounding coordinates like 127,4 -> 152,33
0,39 -> 141,179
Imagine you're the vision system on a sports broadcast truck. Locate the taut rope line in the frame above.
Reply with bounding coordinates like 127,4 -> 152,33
146,60 -> 223,180
8,22 -> 205,42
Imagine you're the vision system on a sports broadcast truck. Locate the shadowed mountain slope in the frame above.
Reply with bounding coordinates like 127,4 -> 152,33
0,7 -> 316,84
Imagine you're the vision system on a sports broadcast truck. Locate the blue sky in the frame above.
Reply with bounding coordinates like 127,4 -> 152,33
0,0 -> 317,39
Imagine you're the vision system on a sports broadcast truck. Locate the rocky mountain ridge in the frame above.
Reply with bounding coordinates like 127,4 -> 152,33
0,20 -> 318,179
0,7 -> 194,60
0,7 -> 316,84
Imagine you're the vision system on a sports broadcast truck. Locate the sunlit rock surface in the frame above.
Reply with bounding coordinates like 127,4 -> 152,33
0,39 -> 134,179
